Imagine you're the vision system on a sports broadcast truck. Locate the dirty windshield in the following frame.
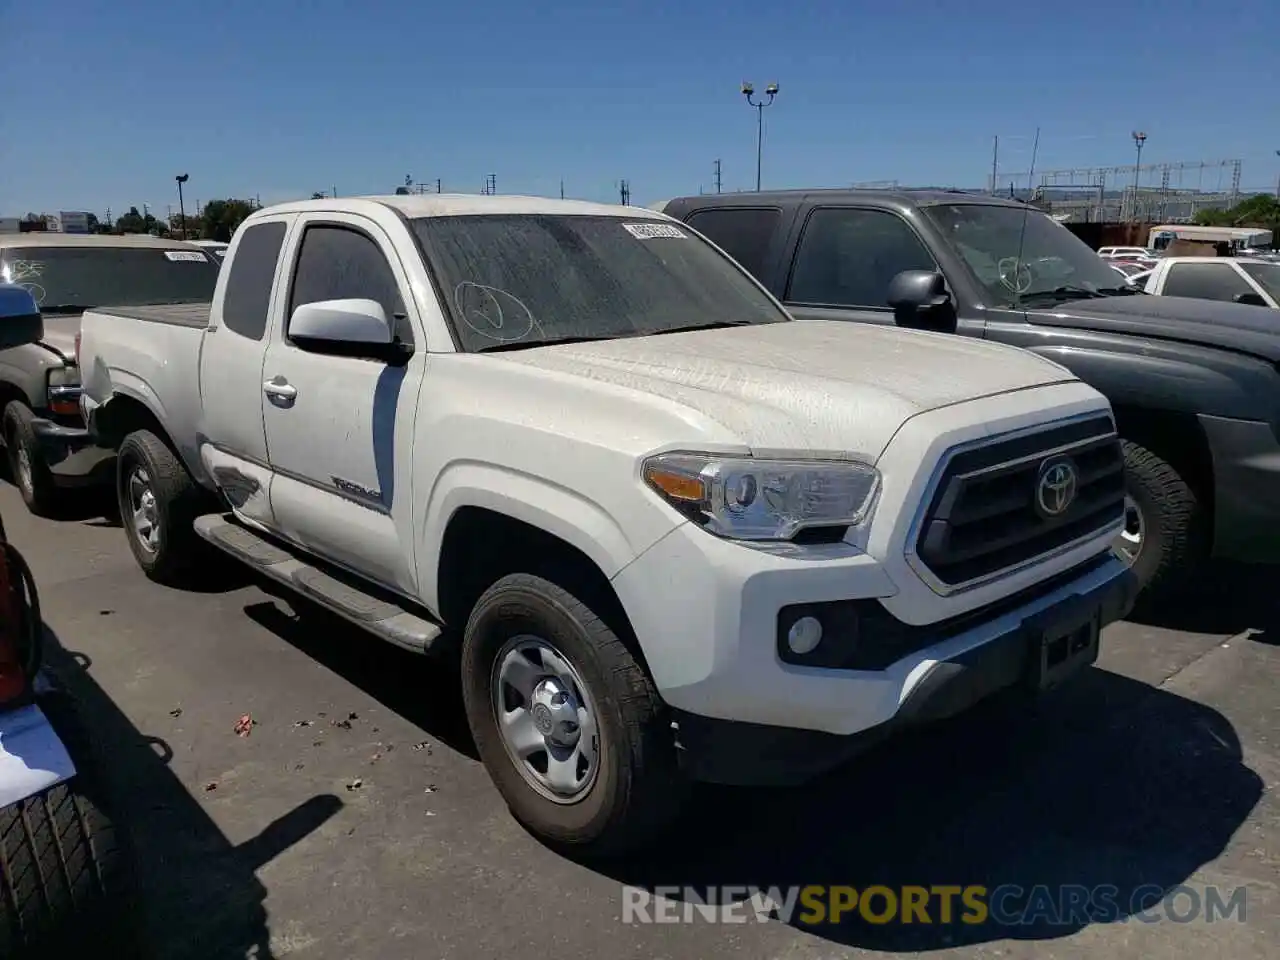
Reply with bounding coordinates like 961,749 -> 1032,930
923,203 -> 1135,306
0,246 -> 219,311
410,214 -> 788,352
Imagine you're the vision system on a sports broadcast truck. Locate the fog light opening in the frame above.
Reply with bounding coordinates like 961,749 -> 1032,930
786,615 -> 824,655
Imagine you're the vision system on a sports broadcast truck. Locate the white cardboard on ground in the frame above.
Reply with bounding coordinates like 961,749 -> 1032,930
0,703 -> 77,808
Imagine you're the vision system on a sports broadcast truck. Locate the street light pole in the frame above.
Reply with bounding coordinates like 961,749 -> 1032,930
175,173 -> 190,239
1130,131 -> 1146,222
741,81 -> 779,191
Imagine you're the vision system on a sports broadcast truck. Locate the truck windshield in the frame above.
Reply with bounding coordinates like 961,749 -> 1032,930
923,203 -> 1135,305
410,214 -> 788,352
0,246 -> 219,311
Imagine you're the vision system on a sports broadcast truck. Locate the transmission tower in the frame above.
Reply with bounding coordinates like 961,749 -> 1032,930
619,179 -> 631,205
713,159 -> 722,193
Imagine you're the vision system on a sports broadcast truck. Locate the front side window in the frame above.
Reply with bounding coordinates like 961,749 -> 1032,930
1162,263 -> 1256,302
411,214 -> 787,352
786,208 -> 936,308
1238,261 -> 1280,303
0,245 -> 218,312
924,203 -> 1134,306
288,225 -> 411,343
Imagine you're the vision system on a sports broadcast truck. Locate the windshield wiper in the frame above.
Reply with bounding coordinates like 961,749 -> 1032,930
475,334 -> 615,353
38,304 -> 94,314
1019,286 -> 1112,304
640,320 -> 759,337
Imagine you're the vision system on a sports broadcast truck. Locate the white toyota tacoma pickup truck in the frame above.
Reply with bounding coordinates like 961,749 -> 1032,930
77,195 -> 1136,856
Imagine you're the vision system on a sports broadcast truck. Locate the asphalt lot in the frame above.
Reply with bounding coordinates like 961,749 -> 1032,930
3,480 -> 1278,960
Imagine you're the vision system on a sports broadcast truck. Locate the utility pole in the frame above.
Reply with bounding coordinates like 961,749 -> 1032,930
436,178 -> 442,194
620,179 -> 631,206
713,159 -> 722,193
991,136 -> 999,195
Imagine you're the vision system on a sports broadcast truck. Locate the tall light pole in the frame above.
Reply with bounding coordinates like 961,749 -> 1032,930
1131,131 -> 1146,222
741,81 -> 779,192
175,174 -> 190,239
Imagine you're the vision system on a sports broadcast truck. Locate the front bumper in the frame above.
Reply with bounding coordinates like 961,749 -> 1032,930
1201,414 -> 1280,564
669,555 -> 1136,786
31,416 -> 116,487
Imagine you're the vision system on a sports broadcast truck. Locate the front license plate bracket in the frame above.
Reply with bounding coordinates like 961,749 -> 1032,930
1022,597 -> 1101,691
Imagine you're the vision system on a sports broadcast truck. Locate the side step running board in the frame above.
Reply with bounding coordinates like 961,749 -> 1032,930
193,513 -> 443,655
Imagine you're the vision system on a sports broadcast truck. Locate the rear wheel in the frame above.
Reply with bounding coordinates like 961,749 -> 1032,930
3,403 -> 59,517
460,573 -> 685,858
116,429 -> 205,583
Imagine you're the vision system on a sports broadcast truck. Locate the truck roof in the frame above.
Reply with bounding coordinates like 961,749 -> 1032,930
0,233 -> 205,250
257,194 -> 671,221
661,188 -> 1030,212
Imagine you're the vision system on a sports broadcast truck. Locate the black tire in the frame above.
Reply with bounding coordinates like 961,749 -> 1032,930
1119,439 -> 1207,605
116,429 -> 205,584
0,691 -> 141,957
461,573 -> 684,858
3,403 -> 59,517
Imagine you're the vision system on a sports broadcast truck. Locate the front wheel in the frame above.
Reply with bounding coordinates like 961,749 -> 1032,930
460,573 -> 684,858
116,429 -> 205,583
1115,439 -> 1208,606
3,402 -> 60,517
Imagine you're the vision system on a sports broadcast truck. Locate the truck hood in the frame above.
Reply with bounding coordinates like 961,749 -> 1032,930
37,315 -> 82,361
1028,294 -> 1280,363
496,321 -> 1078,460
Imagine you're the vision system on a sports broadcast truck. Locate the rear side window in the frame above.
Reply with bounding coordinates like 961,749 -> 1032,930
1162,262 -> 1255,302
683,207 -> 781,279
288,225 -> 412,343
221,222 -> 286,341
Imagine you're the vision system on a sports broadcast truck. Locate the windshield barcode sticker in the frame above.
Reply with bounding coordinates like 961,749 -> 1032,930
164,251 -> 209,262
622,222 -> 686,240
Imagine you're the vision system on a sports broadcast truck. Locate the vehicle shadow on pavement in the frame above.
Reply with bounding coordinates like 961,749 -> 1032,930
41,624 -> 343,960
600,666 -> 1262,951
1126,561 -> 1279,644
241,597 -> 478,760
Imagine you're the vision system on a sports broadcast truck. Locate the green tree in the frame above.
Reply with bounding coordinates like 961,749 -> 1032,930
115,206 -> 147,234
168,210 -> 205,239
198,198 -> 257,242
311,192 -> 327,200
1194,194 -> 1280,230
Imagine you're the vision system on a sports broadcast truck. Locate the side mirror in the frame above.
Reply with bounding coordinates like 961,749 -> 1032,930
289,298 -> 392,345
0,284 -> 44,350
886,270 -> 956,333
1232,292 -> 1268,308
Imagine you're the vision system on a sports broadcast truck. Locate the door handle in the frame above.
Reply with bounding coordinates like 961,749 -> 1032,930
263,378 -> 297,402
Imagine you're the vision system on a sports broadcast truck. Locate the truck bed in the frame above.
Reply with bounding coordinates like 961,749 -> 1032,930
91,302 -> 211,328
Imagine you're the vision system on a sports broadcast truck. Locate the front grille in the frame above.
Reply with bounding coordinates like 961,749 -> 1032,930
913,415 -> 1124,589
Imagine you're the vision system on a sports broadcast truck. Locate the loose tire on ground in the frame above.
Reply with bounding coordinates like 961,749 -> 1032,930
461,573 -> 685,859
3,403 -> 59,517
1119,439 -> 1207,607
0,691 -> 140,957
116,429 -> 206,584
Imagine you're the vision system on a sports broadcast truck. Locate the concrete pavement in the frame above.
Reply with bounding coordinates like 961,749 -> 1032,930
3,483 -> 1276,959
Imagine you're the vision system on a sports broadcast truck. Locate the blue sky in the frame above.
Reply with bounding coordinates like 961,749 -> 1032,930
2,0 -> 1276,217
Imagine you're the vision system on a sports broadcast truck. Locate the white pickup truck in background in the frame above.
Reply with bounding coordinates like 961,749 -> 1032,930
1130,256 -> 1280,309
77,195 -> 1136,856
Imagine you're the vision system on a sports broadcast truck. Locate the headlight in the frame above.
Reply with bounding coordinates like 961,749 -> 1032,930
47,366 -> 82,416
643,452 -> 879,541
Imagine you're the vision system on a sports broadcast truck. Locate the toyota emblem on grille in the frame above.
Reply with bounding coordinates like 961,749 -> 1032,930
1035,457 -> 1078,518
